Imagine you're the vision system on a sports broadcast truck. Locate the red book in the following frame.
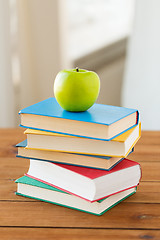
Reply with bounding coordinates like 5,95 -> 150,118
26,159 -> 141,202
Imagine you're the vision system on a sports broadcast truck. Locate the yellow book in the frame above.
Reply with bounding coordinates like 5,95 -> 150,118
25,123 -> 141,158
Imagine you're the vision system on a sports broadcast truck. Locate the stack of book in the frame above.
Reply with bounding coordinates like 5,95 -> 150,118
15,97 -> 141,216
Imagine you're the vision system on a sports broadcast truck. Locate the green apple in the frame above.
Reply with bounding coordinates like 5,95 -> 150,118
54,68 -> 100,112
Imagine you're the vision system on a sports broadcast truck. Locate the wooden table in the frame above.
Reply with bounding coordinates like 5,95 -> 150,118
0,129 -> 160,240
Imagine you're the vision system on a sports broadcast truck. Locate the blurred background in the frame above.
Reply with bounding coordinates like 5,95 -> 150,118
0,0 -> 160,129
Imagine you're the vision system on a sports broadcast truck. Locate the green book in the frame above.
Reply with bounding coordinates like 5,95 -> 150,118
15,176 -> 136,216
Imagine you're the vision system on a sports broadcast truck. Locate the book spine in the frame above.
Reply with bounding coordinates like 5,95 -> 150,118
136,111 -> 139,124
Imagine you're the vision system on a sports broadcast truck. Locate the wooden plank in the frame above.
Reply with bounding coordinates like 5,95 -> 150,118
0,128 -> 25,144
125,182 -> 160,203
0,157 -> 29,180
129,131 -> 160,162
0,180 -> 34,201
133,145 -> 160,155
128,152 -> 160,162
141,131 -> 160,136
0,157 -> 160,181
1,180 -> 160,204
137,131 -> 160,145
0,228 -> 160,240
140,162 -> 160,181
0,128 -> 25,158
0,202 -> 160,229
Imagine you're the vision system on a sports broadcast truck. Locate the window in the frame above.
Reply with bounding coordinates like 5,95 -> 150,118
68,0 -> 135,60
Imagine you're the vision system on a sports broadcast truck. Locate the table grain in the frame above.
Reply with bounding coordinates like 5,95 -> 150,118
0,128 -> 160,240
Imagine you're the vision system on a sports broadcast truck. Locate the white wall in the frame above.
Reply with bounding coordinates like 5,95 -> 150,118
122,0 -> 160,130
17,0 -> 71,109
0,0 -> 14,127
95,56 -> 125,106
0,0 -> 71,127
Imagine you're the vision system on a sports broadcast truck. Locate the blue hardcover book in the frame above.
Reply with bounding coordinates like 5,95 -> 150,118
19,97 -> 139,140
16,140 -> 134,171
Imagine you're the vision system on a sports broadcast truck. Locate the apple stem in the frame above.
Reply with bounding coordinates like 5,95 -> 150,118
76,67 -> 79,72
